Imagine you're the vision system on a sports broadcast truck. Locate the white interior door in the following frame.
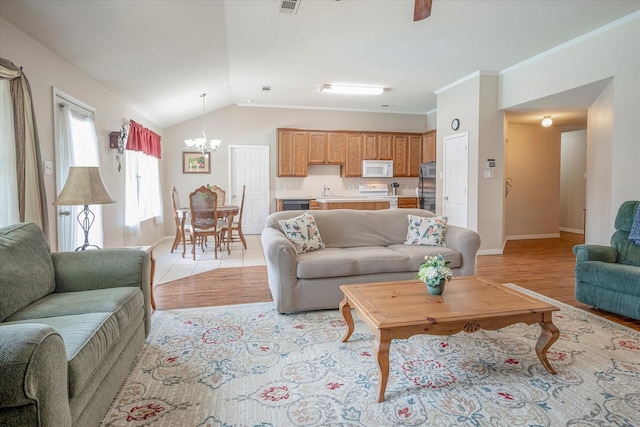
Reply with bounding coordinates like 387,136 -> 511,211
228,145 -> 269,234
443,132 -> 469,228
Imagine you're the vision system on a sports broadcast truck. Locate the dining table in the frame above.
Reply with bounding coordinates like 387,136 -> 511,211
175,204 -> 240,257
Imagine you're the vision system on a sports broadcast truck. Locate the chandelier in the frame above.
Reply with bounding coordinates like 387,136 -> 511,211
184,93 -> 222,154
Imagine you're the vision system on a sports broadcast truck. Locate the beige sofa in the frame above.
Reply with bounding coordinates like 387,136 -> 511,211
261,209 -> 481,313
0,223 -> 151,427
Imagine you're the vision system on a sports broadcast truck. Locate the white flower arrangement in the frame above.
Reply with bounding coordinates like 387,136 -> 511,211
417,254 -> 452,286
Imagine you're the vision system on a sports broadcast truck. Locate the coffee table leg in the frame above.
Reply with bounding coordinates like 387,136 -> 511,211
375,329 -> 391,403
535,313 -> 559,375
339,297 -> 354,342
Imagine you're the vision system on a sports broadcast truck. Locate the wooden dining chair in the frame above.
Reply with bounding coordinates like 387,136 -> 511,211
222,185 -> 247,249
171,186 -> 192,256
209,185 -> 226,205
189,186 -> 222,259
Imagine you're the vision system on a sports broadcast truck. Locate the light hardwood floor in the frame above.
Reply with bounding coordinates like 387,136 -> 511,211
152,232 -> 640,332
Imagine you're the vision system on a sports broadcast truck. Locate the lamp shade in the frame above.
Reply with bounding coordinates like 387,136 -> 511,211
53,166 -> 115,206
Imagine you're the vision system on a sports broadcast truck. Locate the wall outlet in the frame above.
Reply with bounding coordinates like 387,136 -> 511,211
44,160 -> 53,175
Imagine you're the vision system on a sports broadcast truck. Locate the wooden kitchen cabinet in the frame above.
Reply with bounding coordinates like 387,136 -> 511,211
393,135 -> 409,176
422,130 -> 436,163
326,133 -> 346,164
309,132 -> 345,164
309,199 -> 320,210
408,135 -> 422,177
398,197 -> 418,209
318,200 -> 390,210
277,129 -> 309,177
308,132 -> 327,164
343,134 -> 363,177
363,133 -> 393,160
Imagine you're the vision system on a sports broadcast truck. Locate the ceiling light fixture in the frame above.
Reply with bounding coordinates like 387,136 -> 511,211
184,93 -> 221,154
320,84 -> 385,95
541,116 -> 553,127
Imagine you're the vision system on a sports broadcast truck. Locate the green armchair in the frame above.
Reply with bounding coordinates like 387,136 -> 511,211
573,201 -> 640,320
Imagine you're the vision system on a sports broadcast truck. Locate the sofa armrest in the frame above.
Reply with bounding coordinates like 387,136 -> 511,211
573,244 -> 618,264
261,227 -> 299,313
444,225 -> 482,276
0,324 -> 72,426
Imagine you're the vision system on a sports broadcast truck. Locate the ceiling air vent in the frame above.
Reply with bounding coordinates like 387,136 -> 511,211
279,0 -> 300,14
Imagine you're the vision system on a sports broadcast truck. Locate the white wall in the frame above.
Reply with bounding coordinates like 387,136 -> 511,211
435,72 -> 505,253
500,14 -> 640,244
560,130 -> 587,233
505,124 -> 561,238
161,105 -> 429,238
1,18 -> 164,249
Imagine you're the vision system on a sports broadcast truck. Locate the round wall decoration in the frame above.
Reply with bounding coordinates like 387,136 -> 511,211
451,118 -> 460,131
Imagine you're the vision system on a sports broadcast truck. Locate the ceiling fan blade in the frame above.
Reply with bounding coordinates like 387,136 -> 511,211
414,0 -> 432,21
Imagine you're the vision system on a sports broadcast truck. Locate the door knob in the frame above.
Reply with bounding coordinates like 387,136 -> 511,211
59,210 -> 71,217
443,196 -> 449,201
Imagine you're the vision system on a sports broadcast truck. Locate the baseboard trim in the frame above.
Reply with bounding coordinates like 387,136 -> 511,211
506,233 -> 561,241
477,249 -> 504,256
560,227 -> 584,234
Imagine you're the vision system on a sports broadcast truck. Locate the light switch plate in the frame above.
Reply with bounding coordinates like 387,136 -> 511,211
44,160 -> 53,175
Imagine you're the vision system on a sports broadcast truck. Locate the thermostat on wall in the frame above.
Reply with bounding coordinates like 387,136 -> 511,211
487,159 -> 496,168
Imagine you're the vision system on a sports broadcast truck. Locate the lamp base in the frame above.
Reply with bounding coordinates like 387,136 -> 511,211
75,205 -> 102,251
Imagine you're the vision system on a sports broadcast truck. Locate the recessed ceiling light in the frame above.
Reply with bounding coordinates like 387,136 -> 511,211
541,116 -> 553,127
320,84 -> 385,95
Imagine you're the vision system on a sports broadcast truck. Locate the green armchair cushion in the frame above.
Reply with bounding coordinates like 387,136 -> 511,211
0,223 -> 55,322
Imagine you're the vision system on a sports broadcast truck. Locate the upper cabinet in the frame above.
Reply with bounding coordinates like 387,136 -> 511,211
343,134 -> 363,177
308,132 -> 345,165
277,129 -> 309,177
422,130 -> 436,163
363,134 -> 393,160
277,128 -> 426,178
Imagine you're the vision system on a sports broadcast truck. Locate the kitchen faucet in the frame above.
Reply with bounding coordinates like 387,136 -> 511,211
322,185 -> 330,196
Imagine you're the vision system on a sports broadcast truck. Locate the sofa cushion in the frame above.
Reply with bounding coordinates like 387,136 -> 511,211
5,287 -> 143,336
575,261 -> 640,296
0,223 -> 55,322
4,312 -> 119,398
405,214 -> 448,246
297,247 -> 411,279
388,244 -> 461,271
278,211 -> 325,253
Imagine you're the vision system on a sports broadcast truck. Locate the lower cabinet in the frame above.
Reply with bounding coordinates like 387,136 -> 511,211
398,197 -> 419,209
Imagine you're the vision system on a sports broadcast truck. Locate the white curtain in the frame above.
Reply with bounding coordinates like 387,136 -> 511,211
124,149 -> 141,238
83,114 -> 104,248
56,104 -> 77,250
0,80 -> 19,226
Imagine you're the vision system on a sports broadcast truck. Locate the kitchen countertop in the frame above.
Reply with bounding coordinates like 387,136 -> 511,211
275,194 -> 417,200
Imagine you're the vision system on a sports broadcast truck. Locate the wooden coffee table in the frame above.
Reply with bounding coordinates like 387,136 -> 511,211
339,276 -> 560,402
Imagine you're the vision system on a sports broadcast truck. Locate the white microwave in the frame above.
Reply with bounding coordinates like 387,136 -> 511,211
362,160 -> 394,177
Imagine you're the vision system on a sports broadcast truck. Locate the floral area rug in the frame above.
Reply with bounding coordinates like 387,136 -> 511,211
101,284 -> 640,426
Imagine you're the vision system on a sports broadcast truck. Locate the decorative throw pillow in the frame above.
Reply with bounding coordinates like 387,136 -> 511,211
405,214 -> 448,246
278,211 -> 325,254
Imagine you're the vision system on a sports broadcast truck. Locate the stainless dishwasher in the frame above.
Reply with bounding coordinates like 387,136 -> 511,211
282,199 -> 310,211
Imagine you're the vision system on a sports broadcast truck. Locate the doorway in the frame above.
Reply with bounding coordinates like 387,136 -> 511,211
228,145 -> 270,234
53,89 -> 102,251
443,132 -> 469,228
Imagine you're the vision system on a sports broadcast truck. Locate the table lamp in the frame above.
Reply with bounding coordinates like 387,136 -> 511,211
53,166 -> 115,251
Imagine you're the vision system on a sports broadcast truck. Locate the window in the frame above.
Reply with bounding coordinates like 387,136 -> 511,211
125,149 -> 162,222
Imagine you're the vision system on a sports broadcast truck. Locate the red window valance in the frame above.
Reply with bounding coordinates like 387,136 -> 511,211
126,120 -> 162,159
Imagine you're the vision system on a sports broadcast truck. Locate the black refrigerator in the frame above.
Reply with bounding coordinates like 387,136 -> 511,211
419,162 -> 436,212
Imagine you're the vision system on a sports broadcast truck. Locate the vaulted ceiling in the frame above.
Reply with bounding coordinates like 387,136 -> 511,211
1,0 -> 638,129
